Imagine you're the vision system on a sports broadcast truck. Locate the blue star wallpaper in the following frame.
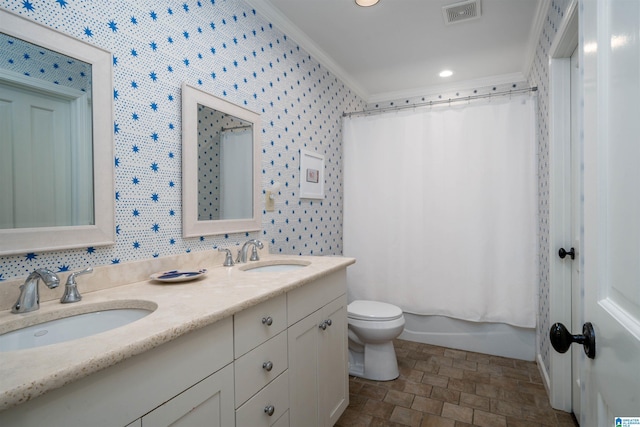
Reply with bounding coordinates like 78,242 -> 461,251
0,0 -> 365,280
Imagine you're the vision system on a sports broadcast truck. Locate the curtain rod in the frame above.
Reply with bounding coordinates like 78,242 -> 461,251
343,86 -> 538,118
221,125 -> 252,131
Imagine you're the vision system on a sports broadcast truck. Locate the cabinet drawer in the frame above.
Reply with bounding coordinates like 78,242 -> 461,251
287,269 -> 346,326
234,293 -> 286,357
236,371 -> 289,427
235,330 -> 288,407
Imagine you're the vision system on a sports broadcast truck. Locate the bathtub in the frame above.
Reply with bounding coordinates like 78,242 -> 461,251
398,313 -> 535,361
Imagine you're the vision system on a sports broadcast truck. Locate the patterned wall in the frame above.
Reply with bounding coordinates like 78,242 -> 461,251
527,0 -> 572,374
0,0 -> 365,281
0,31 -> 91,93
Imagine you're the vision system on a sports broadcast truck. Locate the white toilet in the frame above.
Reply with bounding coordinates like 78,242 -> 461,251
347,300 -> 405,381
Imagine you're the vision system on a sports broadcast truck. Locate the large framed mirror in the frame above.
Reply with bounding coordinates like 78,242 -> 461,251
181,84 -> 261,237
0,9 -> 114,255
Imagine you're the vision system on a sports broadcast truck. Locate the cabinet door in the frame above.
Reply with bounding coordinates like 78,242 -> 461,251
288,295 -> 349,427
141,364 -> 234,427
272,410 -> 289,427
318,295 -> 348,427
288,309 -> 322,427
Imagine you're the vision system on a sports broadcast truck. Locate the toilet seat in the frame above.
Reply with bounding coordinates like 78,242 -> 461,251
348,300 -> 403,321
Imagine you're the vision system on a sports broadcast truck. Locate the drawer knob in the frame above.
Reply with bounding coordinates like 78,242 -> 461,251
263,361 -> 273,371
262,316 -> 273,326
319,319 -> 332,330
264,405 -> 275,416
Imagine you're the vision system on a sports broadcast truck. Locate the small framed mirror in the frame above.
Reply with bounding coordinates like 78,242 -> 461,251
0,9 -> 114,255
181,83 -> 261,237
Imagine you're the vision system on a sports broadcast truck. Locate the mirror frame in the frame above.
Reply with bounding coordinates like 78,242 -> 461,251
0,9 -> 115,255
181,83 -> 261,237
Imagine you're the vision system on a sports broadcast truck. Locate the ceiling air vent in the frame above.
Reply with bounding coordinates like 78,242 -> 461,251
442,0 -> 481,25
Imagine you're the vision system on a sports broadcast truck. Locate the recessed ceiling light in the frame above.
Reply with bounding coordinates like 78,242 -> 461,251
355,0 -> 380,7
439,70 -> 453,78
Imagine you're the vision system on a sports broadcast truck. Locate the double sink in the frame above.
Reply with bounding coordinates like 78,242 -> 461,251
0,260 -> 309,352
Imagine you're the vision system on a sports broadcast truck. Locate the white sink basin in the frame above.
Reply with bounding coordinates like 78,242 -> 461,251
0,304 -> 155,352
245,264 -> 306,272
240,260 -> 310,273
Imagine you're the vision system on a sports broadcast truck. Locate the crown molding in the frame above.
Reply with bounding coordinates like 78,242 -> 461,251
244,0 -> 369,100
549,0 -> 578,59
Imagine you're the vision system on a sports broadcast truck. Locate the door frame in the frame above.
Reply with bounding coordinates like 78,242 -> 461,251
546,0 -> 579,412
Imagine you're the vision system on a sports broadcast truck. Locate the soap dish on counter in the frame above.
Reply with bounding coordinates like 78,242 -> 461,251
150,269 -> 208,283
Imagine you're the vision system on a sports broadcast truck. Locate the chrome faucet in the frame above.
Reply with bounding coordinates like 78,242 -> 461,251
218,248 -> 235,266
236,239 -> 264,263
12,268 -> 60,313
60,267 -> 93,304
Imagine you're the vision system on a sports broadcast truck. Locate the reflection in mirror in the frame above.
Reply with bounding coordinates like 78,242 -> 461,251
0,32 -> 94,229
197,106 -> 253,221
0,9 -> 114,255
182,83 -> 261,237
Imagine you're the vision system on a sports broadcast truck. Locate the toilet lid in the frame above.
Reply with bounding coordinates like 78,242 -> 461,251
348,300 -> 403,321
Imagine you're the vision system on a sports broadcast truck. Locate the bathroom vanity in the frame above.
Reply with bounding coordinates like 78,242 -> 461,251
0,252 -> 354,427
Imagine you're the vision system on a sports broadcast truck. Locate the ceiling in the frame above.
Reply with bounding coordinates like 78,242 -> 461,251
245,0 -> 546,103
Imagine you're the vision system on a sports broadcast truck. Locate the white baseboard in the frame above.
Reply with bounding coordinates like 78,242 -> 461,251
537,352 -> 552,397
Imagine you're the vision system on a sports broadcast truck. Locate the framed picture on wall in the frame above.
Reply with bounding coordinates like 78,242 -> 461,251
300,149 -> 324,199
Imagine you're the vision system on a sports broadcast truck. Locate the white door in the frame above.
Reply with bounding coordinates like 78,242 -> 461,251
581,0 -> 640,425
570,45 -> 582,421
0,84 -> 72,228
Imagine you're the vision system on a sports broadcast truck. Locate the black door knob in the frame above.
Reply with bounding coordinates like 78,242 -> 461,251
550,322 -> 596,359
558,247 -> 575,260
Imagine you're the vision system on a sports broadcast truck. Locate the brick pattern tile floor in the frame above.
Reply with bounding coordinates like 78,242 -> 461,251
336,339 -> 578,427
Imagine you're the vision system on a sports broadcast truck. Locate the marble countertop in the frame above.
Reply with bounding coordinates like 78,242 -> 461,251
0,254 -> 355,411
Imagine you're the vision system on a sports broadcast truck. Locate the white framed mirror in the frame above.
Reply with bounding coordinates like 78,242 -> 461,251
181,83 -> 261,237
0,9 -> 114,255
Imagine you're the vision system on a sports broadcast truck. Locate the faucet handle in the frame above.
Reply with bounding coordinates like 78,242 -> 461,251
250,245 -> 260,261
61,267 -> 93,304
65,267 -> 93,285
218,248 -> 234,266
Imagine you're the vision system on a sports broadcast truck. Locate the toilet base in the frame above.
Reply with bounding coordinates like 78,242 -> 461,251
348,341 -> 399,381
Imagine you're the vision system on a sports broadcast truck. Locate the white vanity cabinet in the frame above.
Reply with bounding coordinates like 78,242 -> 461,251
0,317 -> 235,427
287,270 -> 349,427
0,263 -> 351,427
232,269 -> 349,427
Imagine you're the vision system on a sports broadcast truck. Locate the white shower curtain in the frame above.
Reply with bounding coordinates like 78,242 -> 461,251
343,96 -> 537,328
220,129 -> 253,219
